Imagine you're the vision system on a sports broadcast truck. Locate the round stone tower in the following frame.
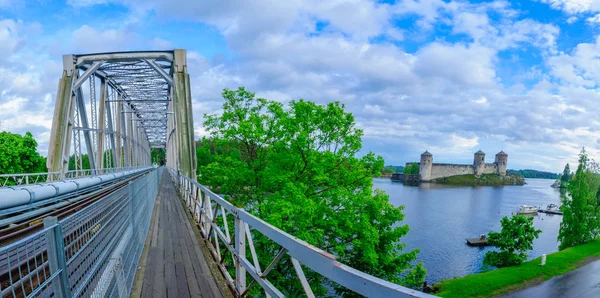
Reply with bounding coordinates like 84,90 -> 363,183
473,149 -> 485,176
419,150 -> 433,181
495,150 -> 508,176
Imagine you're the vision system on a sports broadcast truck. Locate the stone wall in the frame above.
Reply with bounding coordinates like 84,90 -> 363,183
429,164 -> 474,180
483,163 -> 498,174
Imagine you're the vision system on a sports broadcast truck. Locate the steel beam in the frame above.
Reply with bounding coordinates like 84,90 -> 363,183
75,87 -> 97,172
106,88 -> 118,167
96,79 -> 107,169
47,55 -> 76,179
72,61 -> 104,91
144,59 -> 174,86
172,49 -> 197,179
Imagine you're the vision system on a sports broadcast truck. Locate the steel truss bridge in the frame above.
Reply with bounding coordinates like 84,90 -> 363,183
0,50 -> 432,298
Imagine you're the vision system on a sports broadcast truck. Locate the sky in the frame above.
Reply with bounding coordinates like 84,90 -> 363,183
2,0 -> 600,172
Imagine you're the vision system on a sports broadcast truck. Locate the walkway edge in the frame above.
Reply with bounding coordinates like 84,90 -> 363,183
130,177 -> 162,298
175,185 -> 234,298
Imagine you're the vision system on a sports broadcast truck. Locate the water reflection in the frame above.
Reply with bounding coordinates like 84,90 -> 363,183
374,178 -> 562,283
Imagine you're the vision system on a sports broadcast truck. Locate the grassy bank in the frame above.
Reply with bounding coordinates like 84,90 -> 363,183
435,239 -> 600,297
432,173 -> 525,186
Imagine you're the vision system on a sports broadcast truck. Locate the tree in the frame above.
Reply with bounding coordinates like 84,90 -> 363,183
560,163 -> 571,186
404,163 -> 419,174
484,214 -> 541,268
558,148 -> 597,250
0,131 -> 46,175
151,148 -> 166,165
201,87 -> 426,296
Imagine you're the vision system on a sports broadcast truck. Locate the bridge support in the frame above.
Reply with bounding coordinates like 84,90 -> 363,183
47,56 -> 76,179
169,49 -> 197,180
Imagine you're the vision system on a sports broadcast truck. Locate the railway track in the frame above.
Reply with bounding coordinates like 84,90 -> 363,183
0,170 -> 150,297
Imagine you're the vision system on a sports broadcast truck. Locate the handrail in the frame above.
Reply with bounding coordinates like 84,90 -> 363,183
0,166 -> 150,187
168,168 -> 433,298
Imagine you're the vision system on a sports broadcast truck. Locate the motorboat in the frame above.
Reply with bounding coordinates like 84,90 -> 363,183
546,203 -> 559,211
518,205 -> 538,214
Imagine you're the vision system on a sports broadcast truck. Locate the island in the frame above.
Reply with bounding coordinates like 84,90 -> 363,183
391,150 -> 525,186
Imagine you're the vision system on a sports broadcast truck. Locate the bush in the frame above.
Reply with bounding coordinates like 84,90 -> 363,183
484,214 -> 541,268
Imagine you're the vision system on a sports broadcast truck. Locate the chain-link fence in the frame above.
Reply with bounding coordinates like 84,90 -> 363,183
0,167 -> 161,298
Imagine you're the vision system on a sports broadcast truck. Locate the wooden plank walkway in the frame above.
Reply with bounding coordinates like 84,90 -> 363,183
132,171 -> 230,298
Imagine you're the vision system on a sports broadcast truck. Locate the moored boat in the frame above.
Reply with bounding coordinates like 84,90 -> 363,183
518,205 -> 538,214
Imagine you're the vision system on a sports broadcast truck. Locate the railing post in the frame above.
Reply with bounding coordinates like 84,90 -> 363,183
235,213 -> 246,294
43,216 -> 72,298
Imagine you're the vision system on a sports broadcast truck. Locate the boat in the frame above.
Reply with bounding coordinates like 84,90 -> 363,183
538,203 -> 562,215
518,205 -> 538,214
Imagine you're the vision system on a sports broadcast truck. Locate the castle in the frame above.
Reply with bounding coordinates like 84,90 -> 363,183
417,150 -> 507,182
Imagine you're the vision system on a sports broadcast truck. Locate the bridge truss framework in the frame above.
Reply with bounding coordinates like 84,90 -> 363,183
46,50 -> 197,180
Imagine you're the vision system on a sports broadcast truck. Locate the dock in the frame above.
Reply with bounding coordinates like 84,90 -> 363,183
538,209 -> 563,215
466,236 -> 489,246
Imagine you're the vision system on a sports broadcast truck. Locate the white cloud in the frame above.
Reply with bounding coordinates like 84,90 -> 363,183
72,25 -> 140,53
541,0 -> 600,14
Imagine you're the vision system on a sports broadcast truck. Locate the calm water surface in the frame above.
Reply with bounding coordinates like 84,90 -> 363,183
373,178 -> 562,283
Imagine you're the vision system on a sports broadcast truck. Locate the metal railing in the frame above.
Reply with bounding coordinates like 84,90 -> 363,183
168,168 -> 433,298
0,167 -> 149,187
0,167 -> 161,297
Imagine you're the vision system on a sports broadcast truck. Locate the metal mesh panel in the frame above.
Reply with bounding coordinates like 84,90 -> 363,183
0,167 -> 161,298
0,228 -> 58,297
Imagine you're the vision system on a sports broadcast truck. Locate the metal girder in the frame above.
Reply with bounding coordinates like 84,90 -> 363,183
144,59 -> 174,86
48,49 -> 192,175
72,61 -> 104,90
76,51 -> 174,65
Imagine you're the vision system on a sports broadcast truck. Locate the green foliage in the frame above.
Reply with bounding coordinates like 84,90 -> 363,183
201,87 -> 425,296
0,131 -> 46,175
558,148 -> 600,250
484,215 -> 541,268
403,163 -> 419,175
437,238 -> 600,298
380,166 -> 396,175
151,148 -> 166,165
68,154 -> 91,170
507,169 -> 560,179
560,163 -> 571,185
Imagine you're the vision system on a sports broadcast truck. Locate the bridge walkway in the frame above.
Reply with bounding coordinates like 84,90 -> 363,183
132,171 -> 231,298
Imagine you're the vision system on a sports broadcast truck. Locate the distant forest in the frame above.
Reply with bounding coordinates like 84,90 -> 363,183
507,169 -> 559,179
382,165 -> 404,174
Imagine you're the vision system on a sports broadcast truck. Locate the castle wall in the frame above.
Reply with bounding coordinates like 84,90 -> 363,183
429,164 -> 474,180
482,163 -> 498,175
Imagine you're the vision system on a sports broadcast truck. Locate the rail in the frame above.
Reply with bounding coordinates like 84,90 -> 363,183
0,166 -> 149,187
168,168 -> 433,298
0,167 -> 161,297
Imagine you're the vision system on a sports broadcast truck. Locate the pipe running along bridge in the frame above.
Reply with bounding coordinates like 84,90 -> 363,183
0,50 -> 433,298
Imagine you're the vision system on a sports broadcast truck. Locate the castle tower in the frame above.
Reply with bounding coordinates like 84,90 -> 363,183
473,149 -> 485,176
419,150 -> 433,181
495,150 -> 508,176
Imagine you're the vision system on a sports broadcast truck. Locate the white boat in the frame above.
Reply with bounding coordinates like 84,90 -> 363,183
518,205 -> 538,214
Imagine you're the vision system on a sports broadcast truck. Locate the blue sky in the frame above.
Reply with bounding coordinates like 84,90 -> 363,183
2,0 -> 600,172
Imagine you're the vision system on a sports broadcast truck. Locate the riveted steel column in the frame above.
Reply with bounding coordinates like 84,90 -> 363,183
115,94 -> 123,168
76,86 -> 97,172
106,88 -> 117,168
47,55 -> 76,179
173,49 -> 197,180
96,78 -> 107,169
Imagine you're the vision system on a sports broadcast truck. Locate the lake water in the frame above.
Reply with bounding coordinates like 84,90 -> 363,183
373,178 -> 563,283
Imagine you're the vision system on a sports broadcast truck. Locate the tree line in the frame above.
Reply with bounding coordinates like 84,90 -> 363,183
507,169 -> 559,179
